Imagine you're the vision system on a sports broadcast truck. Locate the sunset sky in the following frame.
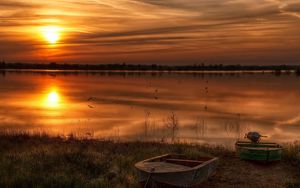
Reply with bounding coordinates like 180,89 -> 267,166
0,0 -> 300,65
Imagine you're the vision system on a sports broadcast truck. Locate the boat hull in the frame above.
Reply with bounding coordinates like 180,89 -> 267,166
135,154 -> 218,187
236,141 -> 282,162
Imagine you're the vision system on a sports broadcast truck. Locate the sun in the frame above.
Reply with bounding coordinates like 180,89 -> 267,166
45,90 -> 60,108
41,26 -> 61,44
48,91 -> 59,103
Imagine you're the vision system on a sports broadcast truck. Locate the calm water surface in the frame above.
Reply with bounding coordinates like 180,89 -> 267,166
0,71 -> 299,145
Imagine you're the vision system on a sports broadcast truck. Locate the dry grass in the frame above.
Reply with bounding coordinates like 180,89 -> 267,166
0,132 -> 226,188
282,142 -> 300,188
0,132 -> 299,188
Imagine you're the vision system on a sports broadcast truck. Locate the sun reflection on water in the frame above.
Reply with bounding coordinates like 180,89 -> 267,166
44,88 -> 61,108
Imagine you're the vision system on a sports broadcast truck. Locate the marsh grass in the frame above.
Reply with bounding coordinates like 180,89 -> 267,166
0,131 -> 299,188
0,131 -> 231,188
282,142 -> 300,188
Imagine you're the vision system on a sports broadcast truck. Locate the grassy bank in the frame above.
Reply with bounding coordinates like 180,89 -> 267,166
0,132 -> 299,188
282,142 -> 300,187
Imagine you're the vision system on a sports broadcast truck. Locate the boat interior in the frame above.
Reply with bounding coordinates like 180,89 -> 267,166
149,154 -> 212,168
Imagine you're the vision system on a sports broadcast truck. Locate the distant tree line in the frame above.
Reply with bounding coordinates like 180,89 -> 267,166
0,61 -> 300,72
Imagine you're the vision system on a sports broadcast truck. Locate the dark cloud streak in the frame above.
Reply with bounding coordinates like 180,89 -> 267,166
0,0 -> 300,64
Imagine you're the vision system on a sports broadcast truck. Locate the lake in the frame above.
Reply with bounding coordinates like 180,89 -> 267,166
0,70 -> 299,146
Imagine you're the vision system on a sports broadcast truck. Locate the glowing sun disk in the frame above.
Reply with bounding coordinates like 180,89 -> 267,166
41,26 -> 61,44
48,91 -> 59,103
45,90 -> 60,108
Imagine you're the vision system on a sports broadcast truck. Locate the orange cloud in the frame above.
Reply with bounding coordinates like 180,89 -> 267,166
0,0 -> 300,64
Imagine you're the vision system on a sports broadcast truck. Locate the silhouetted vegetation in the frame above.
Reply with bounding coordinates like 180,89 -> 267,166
283,142 -> 300,187
0,132 -> 224,188
0,132 -> 299,187
296,69 -> 300,77
0,61 -> 300,73
274,69 -> 282,76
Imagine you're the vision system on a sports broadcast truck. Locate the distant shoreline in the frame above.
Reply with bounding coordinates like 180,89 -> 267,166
1,62 -> 300,72
2,69 -> 300,77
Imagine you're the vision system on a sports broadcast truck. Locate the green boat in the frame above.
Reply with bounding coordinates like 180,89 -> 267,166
236,141 -> 283,162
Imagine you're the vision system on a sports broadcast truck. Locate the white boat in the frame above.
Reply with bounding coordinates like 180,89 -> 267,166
135,154 -> 218,187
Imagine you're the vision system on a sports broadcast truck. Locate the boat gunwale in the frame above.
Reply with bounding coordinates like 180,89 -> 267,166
135,154 -> 218,174
235,141 -> 282,150
236,146 -> 283,151
236,141 -> 278,144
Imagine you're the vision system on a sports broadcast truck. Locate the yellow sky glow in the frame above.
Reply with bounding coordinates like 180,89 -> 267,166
0,0 -> 300,64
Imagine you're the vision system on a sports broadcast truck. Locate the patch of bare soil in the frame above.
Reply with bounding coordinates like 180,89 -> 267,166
202,156 -> 298,188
